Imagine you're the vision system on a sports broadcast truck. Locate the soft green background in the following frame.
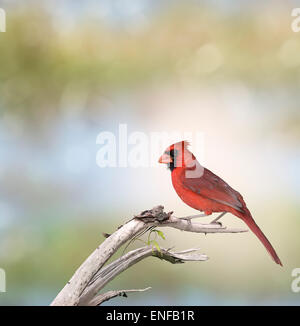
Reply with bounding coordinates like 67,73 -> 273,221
0,0 -> 299,305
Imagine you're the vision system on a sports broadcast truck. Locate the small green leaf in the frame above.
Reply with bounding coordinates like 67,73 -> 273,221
156,230 -> 166,240
152,240 -> 161,253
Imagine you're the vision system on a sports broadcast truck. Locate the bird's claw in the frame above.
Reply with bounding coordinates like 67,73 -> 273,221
182,217 -> 193,225
210,221 -> 223,227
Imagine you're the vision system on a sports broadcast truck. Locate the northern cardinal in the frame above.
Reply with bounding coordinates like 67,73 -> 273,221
158,140 -> 282,266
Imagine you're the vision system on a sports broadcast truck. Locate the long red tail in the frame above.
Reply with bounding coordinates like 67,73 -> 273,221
241,213 -> 282,266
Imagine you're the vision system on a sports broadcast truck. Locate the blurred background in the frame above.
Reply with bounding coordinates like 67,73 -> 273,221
0,0 -> 300,305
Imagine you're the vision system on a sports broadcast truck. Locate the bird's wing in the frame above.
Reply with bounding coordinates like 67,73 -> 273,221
180,167 -> 245,212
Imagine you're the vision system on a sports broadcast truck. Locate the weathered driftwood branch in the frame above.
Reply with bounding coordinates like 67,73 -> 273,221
51,205 -> 248,306
78,246 -> 208,305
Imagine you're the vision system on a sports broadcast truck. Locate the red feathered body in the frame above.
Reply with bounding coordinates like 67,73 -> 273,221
159,141 -> 282,266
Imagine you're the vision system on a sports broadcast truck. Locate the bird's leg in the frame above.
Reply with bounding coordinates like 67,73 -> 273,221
210,212 -> 227,225
180,213 -> 208,221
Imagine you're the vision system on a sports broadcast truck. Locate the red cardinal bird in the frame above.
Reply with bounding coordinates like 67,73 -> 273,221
158,140 -> 282,266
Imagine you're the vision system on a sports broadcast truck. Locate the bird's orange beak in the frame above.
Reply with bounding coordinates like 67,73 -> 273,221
158,153 -> 172,164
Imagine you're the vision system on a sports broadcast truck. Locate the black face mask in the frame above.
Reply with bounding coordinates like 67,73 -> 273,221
167,149 -> 177,172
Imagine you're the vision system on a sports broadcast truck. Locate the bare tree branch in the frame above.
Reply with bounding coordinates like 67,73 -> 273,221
51,218 -> 147,306
51,205 -> 248,306
161,215 -> 247,233
79,246 -> 208,305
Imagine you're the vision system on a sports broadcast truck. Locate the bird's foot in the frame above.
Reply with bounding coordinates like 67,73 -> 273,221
209,212 -> 227,225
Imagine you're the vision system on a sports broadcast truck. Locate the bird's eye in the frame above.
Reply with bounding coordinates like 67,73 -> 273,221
164,150 -> 170,155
